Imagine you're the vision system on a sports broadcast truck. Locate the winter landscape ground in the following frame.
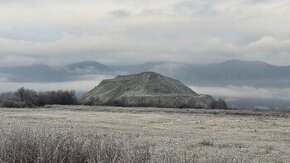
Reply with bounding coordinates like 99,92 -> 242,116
0,106 -> 289,162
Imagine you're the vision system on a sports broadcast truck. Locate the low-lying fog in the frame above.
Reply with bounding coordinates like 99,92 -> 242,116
0,76 -> 110,93
190,86 -> 290,111
1,77 -> 289,111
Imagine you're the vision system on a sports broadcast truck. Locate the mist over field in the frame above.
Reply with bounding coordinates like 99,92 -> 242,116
1,73 -> 290,110
1,60 -> 290,110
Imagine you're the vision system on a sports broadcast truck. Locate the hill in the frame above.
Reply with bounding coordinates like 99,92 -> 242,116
82,72 -> 226,109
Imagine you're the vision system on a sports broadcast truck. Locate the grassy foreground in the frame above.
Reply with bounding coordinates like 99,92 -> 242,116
0,127 -> 192,163
0,106 -> 289,162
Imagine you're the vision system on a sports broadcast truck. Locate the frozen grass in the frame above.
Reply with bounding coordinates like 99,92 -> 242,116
0,126 -> 259,163
0,126 -> 197,163
45,105 -> 289,117
0,106 -> 289,162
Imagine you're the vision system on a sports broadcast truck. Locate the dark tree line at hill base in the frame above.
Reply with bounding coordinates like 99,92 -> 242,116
0,87 -> 78,108
0,87 -> 227,109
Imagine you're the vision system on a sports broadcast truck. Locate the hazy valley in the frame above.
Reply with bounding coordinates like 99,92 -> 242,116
1,60 -> 290,111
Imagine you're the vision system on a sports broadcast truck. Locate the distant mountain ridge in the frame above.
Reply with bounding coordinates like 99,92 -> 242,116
1,60 -> 290,87
66,61 -> 114,75
0,64 -> 70,82
113,60 -> 290,87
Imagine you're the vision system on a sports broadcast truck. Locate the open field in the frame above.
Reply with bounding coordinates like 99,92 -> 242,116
0,106 -> 290,162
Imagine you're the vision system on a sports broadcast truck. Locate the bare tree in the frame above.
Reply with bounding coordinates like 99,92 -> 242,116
15,87 -> 26,102
1,88 -> 78,108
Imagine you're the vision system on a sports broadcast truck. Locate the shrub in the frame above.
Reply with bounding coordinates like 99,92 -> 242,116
211,99 -> 227,109
0,88 -> 78,108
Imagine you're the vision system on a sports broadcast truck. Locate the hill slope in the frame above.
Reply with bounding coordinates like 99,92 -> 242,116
82,72 -> 226,109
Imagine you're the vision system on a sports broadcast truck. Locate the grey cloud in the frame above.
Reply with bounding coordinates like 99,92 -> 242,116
0,34 -> 289,66
174,0 -> 218,16
109,10 -> 131,18
244,0 -> 272,4
0,0 -> 289,66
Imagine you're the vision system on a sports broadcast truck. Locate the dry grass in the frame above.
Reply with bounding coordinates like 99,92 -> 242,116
0,127 -> 195,163
0,106 -> 289,162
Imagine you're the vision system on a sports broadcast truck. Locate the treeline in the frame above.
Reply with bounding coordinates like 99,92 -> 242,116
0,87 -> 78,108
210,99 -> 228,109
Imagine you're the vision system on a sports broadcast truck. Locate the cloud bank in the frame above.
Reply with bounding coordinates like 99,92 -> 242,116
0,0 -> 289,66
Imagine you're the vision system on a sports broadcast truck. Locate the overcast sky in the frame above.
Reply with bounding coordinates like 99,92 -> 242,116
0,0 -> 290,66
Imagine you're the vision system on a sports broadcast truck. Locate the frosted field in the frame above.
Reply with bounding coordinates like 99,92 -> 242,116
0,106 -> 289,162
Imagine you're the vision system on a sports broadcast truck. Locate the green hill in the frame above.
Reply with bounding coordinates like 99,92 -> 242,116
82,72 -> 226,109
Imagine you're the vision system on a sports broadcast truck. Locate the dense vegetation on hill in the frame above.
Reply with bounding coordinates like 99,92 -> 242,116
82,72 -> 227,109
